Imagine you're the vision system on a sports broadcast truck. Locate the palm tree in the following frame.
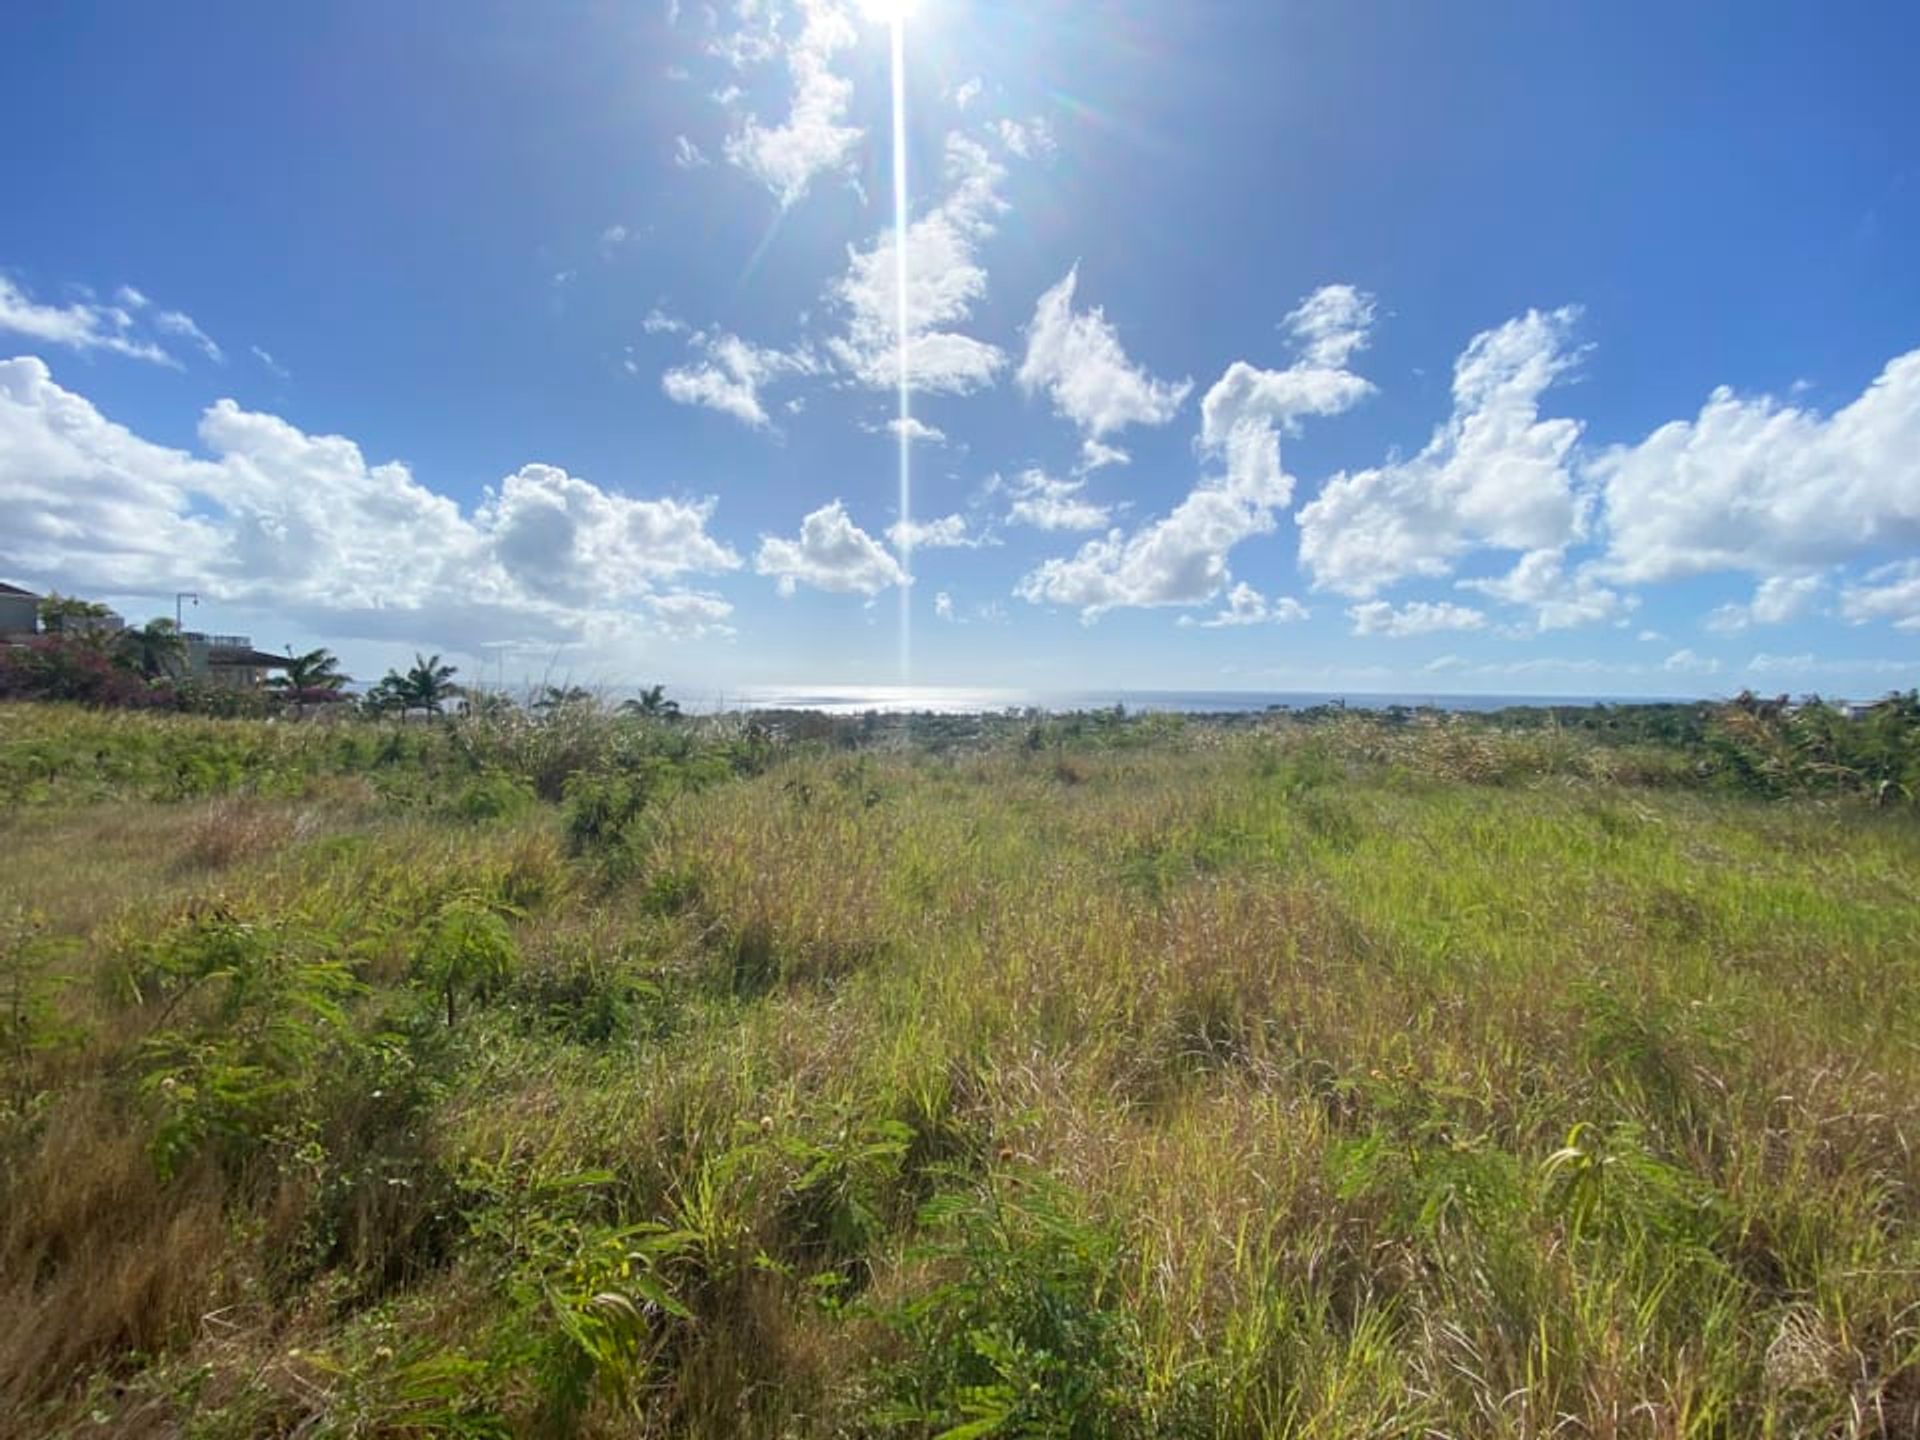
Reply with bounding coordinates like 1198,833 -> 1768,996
271,646 -> 345,715
114,618 -> 187,680
373,653 -> 461,715
621,684 -> 682,720
275,646 -> 344,695
533,684 -> 595,715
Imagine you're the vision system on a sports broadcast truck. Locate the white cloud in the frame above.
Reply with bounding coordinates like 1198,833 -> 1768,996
155,309 -> 224,364
1663,648 -> 1721,675
995,117 -> 1054,160
1079,439 -> 1129,473
934,590 -> 956,621
1018,285 -> 1377,620
951,77 -> 982,110
1840,560 -> 1920,631
0,355 -> 741,650
1745,652 -> 1913,683
644,588 -> 735,638
828,133 -> 1008,394
755,499 -> 905,596
1003,469 -> 1111,532
1282,284 -> 1376,370
1017,265 -> 1191,438
1658,652 -> 1720,679
643,308 -> 688,336
673,135 -> 711,169
870,415 -> 945,445
1347,600 -> 1486,637
0,275 -> 177,366
1179,582 -> 1309,628
1705,572 -> 1825,632
1459,548 -> 1632,631
598,224 -> 631,257
887,513 -> 979,549
1297,306 -> 1585,596
661,330 -> 819,427
250,345 -> 290,379
1592,350 -> 1920,584
722,0 -> 861,206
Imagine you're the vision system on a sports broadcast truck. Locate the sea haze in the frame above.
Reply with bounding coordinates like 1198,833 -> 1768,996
685,687 -> 1698,717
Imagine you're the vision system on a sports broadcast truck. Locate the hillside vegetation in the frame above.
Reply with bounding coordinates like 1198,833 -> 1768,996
2,699 -> 1918,1437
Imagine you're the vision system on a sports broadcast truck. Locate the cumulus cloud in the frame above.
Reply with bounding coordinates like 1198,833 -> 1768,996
1459,548 -> 1632,631
1840,560 -> 1920,631
887,513 -> 980,550
0,275 -> 178,366
1178,582 -> 1309,628
721,0 -> 861,205
644,588 -> 735,638
1704,573 -> 1825,632
887,416 -> 946,444
828,133 -> 1008,394
1283,284 -> 1376,370
1663,648 -> 1721,675
934,590 -> 956,621
755,500 -> 906,596
1347,599 -> 1486,637
0,355 -> 740,651
1016,265 -> 1190,438
1297,307 -> 1585,596
1591,351 -> 1920,584
661,330 -> 819,427
1002,469 -> 1111,532
1019,285 -> 1376,619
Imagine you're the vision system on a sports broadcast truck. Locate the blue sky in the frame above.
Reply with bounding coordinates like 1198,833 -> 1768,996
3,1 -> 1917,699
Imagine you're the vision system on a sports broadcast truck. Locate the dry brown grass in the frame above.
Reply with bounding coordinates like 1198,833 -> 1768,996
0,1091 -> 240,1417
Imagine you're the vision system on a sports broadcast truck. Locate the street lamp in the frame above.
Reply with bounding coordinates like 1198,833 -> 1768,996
175,591 -> 199,630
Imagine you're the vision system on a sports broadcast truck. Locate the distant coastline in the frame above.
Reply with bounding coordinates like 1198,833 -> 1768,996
675,686 -> 1703,717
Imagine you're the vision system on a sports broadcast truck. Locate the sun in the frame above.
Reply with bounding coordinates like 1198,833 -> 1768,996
858,0 -> 917,23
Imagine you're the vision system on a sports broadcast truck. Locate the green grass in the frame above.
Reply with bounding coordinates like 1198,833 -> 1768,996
2,701 -> 1918,1436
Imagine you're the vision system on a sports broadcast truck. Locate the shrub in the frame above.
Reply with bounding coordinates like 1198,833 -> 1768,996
870,1171 -> 1146,1437
413,895 -> 521,1027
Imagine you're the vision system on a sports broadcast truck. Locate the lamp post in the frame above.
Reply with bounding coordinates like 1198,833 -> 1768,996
175,591 -> 199,630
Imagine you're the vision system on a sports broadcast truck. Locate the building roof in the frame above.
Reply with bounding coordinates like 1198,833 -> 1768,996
207,647 -> 290,669
0,582 -> 40,598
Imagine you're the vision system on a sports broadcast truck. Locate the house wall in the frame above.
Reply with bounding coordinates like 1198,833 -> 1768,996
0,593 -> 37,635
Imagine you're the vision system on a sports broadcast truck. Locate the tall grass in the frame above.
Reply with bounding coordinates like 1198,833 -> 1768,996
1,701 -> 1917,1435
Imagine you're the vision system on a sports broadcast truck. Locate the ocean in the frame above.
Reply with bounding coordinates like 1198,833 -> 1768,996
678,686 -> 1692,716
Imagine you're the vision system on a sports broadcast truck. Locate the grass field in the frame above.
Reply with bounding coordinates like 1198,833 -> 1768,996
2,701 -> 1917,1437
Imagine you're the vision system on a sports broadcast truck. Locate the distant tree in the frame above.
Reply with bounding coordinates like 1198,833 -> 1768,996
464,688 -> 519,720
621,684 -> 682,721
534,684 -> 596,715
274,646 -> 345,695
372,653 -> 461,715
271,646 -> 346,715
36,592 -> 111,630
115,618 -> 188,680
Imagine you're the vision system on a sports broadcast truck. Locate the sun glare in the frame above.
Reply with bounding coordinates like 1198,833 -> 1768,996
859,0 -> 916,23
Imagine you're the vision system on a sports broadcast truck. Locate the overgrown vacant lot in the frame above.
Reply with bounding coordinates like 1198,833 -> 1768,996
2,703 -> 1918,1437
